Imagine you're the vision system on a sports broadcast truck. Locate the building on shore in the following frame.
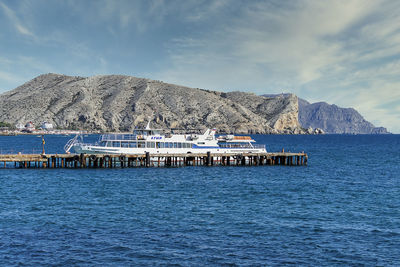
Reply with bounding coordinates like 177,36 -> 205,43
15,123 -> 24,131
23,122 -> 35,133
41,121 -> 54,131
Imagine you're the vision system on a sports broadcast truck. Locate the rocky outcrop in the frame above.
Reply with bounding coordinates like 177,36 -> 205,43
224,92 -> 303,134
298,98 -> 390,134
0,73 -> 306,134
305,126 -> 325,135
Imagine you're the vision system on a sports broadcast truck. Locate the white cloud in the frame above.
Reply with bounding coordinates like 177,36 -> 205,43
0,2 -> 35,37
184,0 -> 229,21
0,0 -> 399,132
156,0 -> 400,132
68,0 -> 167,33
0,70 -> 24,85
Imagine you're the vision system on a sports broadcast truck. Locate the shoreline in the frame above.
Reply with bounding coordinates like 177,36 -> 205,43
0,130 -> 93,136
0,131 -> 394,136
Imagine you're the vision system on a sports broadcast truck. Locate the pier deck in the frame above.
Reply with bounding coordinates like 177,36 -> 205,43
0,152 -> 307,169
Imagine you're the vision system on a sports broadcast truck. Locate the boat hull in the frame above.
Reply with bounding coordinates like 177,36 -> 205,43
72,144 -> 266,154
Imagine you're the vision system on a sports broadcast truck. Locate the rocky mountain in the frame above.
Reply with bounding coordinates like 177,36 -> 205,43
263,94 -> 389,134
298,98 -> 389,134
0,73 -> 306,134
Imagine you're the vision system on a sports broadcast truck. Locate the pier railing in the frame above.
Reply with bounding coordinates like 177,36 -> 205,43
0,148 -> 42,155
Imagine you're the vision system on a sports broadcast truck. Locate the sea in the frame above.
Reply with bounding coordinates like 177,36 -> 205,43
0,134 -> 399,266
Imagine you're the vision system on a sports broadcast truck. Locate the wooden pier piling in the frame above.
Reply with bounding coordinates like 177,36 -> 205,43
0,151 -> 308,169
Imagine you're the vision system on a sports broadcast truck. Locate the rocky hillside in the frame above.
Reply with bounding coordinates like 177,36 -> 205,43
298,98 -> 389,134
0,73 -> 306,134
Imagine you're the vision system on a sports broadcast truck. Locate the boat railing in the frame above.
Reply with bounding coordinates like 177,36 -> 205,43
64,134 -> 82,153
219,144 -> 252,148
218,143 -> 266,149
99,134 -> 137,142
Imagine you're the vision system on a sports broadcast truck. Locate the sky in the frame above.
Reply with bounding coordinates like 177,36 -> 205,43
0,0 -> 399,133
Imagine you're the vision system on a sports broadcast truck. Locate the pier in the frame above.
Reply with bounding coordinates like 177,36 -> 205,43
0,152 -> 307,169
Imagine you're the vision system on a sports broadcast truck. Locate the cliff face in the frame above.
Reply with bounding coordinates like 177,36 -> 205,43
0,74 -> 305,134
298,98 -> 389,134
224,92 -> 302,133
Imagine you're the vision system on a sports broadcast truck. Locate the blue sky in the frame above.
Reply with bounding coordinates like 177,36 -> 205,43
1,0 -> 399,133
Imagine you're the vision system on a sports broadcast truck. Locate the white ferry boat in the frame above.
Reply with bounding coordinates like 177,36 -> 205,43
64,123 -> 266,154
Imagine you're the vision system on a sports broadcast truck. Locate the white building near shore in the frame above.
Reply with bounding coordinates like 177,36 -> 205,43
15,123 -> 24,131
41,121 -> 54,131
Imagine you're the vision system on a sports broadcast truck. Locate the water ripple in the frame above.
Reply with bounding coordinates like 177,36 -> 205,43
0,135 -> 399,265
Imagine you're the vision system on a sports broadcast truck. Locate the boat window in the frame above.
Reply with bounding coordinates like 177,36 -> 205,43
129,142 -> 137,148
174,142 -> 178,148
112,141 -> 120,147
138,141 -> 145,148
121,141 -> 129,148
160,142 -> 165,148
169,142 -> 173,148
147,142 -> 155,148
178,143 -> 182,148
106,141 -> 112,147
197,142 -> 205,145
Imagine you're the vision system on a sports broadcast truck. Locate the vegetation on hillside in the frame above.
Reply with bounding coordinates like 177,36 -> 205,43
0,121 -> 12,128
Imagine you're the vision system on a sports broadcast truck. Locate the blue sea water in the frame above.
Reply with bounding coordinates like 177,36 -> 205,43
0,134 -> 399,266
